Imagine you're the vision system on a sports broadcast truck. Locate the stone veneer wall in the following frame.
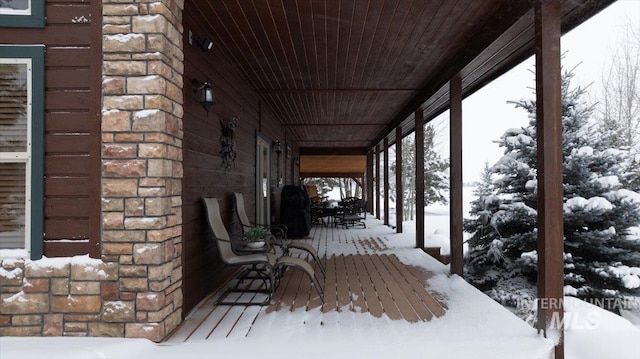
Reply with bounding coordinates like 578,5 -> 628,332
0,0 -> 185,341
100,0 -> 185,341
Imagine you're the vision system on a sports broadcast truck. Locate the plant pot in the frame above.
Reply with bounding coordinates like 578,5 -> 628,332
247,241 -> 265,249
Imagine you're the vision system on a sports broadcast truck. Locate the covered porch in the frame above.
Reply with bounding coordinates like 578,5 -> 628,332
167,218 -> 554,358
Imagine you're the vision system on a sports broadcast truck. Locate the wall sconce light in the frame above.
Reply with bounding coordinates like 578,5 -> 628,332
272,140 -> 283,155
188,31 -> 214,52
197,38 -> 214,51
192,79 -> 215,112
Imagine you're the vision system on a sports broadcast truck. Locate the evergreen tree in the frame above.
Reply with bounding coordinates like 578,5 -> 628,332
464,162 -> 505,288
424,124 -> 450,206
465,70 -> 640,309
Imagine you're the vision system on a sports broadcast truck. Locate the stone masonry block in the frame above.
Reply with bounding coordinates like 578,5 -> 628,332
102,242 -> 132,255
103,77 -> 126,94
70,281 -> 101,295
102,198 -> 125,211
52,295 -> 101,313
126,322 -> 164,342
22,278 -> 49,293
102,159 -> 146,177
0,267 -> 23,286
102,301 -> 134,322
51,278 -> 70,295
103,4 -> 139,16
147,159 -> 173,177
1,292 -> 49,314
145,197 -> 171,216
102,110 -> 131,132
132,109 -> 167,132
103,33 -> 146,52
133,243 -> 164,264
104,61 -> 147,76
71,261 -> 118,281
103,212 -> 125,230
25,261 -> 70,278
102,143 -> 137,158
88,323 -> 125,337
103,179 -> 138,197
127,75 -> 167,95
125,216 -> 167,230
132,14 -> 169,34
12,314 -> 42,326
103,95 -> 144,111
136,292 -> 165,311
125,198 -> 145,216
43,314 -> 64,336
120,277 -> 148,292
139,143 -> 168,158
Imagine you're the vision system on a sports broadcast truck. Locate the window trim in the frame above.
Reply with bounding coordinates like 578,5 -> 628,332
0,1 -> 45,28
0,45 -> 44,260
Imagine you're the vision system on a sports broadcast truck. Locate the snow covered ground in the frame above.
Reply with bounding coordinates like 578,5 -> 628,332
1,216 -> 639,358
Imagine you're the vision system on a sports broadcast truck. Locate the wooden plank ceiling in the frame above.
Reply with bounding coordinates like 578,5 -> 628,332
192,0 -> 613,153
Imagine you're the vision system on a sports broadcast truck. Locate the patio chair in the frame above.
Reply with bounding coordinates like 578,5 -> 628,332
204,197 -> 324,305
334,197 -> 367,229
233,192 -> 326,276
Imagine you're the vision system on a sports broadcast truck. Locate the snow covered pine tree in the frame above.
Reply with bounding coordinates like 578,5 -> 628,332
464,70 -> 640,311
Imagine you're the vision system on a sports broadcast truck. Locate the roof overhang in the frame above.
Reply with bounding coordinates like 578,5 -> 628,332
300,155 -> 366,178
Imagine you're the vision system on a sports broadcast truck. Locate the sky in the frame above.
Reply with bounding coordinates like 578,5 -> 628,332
443,0 -> 640,183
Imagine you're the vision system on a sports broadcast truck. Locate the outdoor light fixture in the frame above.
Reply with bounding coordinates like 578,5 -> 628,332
192,79 -> 215,112
197,38 -> 214,51
272,140 -> 283,154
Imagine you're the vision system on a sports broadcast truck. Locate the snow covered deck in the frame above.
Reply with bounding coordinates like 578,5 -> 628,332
163,218 -> 554,358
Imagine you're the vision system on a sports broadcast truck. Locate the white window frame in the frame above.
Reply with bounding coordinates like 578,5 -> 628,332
0,58 -> 32,253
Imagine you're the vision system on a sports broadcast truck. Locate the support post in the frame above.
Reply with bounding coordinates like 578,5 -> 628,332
366,151 -> 374,213
535,1 -> 564,358
375,144 -> 381,220
383,137 -> 390,226
415,109 -> 425,249
395,126 -> 403,233
449,74 -> 464,276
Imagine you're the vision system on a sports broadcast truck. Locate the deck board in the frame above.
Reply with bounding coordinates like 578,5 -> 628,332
166,223 -> 448,343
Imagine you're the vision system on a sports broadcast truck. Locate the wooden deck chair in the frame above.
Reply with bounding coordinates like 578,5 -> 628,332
204,197 -> 324,305
234,192 -> 326,276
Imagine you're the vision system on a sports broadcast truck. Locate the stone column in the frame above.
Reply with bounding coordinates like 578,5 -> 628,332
102,0 -> 184,342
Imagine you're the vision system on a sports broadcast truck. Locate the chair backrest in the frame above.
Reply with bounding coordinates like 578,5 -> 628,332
233,192 -> 252,231
203,197 -> 236,264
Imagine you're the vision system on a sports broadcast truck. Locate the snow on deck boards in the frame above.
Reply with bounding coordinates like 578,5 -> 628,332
167,224 -> 447,342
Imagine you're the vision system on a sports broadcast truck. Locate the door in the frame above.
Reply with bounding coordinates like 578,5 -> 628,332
256,135 -> 270,225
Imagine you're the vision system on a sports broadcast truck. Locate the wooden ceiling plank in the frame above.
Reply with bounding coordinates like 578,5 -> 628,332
252,0 -> 298,90
244,1 -> 316,128
368,0 -> 422,88
371,0 -> 531,148
203,1 -> 269,88
194,2 -> 267,92
224,0 -> 278,89
378,0 -> 449,88
351,0 -> 403,124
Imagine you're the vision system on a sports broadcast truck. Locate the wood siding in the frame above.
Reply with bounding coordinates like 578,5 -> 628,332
182,1 -> 294,316
0,0 -> 102,257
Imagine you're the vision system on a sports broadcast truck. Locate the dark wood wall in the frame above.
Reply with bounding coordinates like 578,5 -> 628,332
182,2 -> 295,316
0,1 -> 102,258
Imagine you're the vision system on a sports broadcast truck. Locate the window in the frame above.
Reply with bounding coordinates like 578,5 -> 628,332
0,0 -> 45,28
0,46 -> 44,259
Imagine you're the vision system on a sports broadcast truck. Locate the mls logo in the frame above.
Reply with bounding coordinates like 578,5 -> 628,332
551,311 -> 601,330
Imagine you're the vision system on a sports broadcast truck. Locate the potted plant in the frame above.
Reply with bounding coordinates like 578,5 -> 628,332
243,227 -> 270,248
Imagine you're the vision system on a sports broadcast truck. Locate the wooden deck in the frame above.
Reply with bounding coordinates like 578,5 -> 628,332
166,223 -> 447,342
